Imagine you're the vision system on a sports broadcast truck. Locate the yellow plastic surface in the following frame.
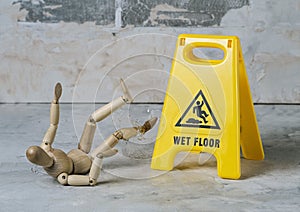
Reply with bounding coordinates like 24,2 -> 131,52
151,34 -> 264,179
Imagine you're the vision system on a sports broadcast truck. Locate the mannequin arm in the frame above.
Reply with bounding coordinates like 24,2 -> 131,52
40,83 -> 62,151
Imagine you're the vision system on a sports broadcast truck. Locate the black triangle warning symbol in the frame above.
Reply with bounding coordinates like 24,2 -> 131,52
175,90 -> 220,129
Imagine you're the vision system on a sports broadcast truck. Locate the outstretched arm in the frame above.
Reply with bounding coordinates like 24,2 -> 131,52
40,83 -> 62,151
90,117 -> 158,159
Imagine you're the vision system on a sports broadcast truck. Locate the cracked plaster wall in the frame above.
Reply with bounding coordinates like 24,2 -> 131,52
0,0 -> 299,103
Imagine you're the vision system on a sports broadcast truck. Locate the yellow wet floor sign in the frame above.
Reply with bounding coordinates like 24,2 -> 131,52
151,34 -> 264,179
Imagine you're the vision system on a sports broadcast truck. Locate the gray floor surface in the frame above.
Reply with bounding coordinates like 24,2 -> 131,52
0,104 -> 299,211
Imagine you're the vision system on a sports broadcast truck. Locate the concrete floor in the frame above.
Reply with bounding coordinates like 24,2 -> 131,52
0,104 -> 299,211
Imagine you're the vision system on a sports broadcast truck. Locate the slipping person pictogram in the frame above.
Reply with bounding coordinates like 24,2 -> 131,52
175,90 -> 220,129
192,101 -> 209,124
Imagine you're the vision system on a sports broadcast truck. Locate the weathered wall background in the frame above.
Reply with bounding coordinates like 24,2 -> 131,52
0,0 -> 299,103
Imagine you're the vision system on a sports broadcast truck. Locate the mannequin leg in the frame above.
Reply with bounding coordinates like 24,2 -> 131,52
57,152 -> 112,186
78,79 -> 133,154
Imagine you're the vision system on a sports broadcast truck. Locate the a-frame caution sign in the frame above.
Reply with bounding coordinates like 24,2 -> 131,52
151,34 -> 264,179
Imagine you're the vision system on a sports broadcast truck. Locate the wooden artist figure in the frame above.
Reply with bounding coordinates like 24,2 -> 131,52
26,80 -> 157,186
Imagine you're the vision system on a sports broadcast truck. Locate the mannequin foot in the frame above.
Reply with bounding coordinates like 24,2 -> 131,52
120,78 -> 133,103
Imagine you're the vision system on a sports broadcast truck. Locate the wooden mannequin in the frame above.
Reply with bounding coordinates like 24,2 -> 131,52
26,80 -> 157,186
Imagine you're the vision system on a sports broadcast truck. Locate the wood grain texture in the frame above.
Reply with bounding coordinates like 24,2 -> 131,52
67,149 -> 92,174
26,146 -> 53,167
78,120 -> 96,153
44,149 -> 73,178
67,175 -> 91,186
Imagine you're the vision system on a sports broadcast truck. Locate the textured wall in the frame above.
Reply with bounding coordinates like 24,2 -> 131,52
14,0 -> 249,27
0,0 -> 299,103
